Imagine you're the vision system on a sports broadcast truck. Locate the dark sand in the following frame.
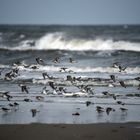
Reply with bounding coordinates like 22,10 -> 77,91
0,123 -> 140,140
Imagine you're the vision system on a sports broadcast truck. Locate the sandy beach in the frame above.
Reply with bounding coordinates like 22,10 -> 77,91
0,123 -> 140,140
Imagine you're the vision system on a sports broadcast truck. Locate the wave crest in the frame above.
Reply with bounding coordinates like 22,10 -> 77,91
1,32 -> 140,52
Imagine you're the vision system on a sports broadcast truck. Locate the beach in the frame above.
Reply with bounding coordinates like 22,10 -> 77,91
0,123 -> 140,140
0,25 -> 140,139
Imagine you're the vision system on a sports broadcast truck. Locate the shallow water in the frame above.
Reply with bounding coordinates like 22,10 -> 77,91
0,25 -> 140,124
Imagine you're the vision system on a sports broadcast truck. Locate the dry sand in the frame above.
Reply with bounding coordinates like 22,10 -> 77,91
0,123 -> 140,140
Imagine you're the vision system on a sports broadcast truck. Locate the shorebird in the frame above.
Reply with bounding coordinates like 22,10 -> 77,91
138,84 -> 140,90
53,57 -> 60,63
30,109 -> 39,117
14,102 -> 19,106
106,107 -> 115,115
135,77 -> 140,81
49,82 -> 56,90
42,73 -> 53,79
86,101 -> 92,106
58,87 -> 67,93
72,112 -> 80,116
110,75 -> 116,82
4,71 -> 13,80
69,57 -> 76,63
118,66 -> 127,72
8,102 -> 19,110
60,67 -> 68,72
42,72 -> 48,79
120,107 -> 128,112
36,96 -> 44,101
102,91 -> 109,96
119,81 -> 126,88
96,106 -> 104,113
66,75 -> 73,81
2,92 -> 12,101
19,84 -> 29,94
30,65 -> 38,69
112,94 -> 117,100
1,107 -> 11,112
36,57 -> 44,65
41,86 -> 49,94
24,98 -> 32,102
116,101 -> 125,105
112,62 -> 120,68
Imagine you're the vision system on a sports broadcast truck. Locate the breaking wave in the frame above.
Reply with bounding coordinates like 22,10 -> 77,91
0,32 -> 140,52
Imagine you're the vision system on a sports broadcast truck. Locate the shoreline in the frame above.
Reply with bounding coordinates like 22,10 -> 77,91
0,122 -> 140,140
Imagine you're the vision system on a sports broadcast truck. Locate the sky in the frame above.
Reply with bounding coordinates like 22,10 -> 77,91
0,0 -> 140,25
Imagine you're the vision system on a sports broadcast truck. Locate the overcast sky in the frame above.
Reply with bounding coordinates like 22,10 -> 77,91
0,0 -> 140,25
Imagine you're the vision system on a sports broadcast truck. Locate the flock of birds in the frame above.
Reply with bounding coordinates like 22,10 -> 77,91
0,56 -> 140,118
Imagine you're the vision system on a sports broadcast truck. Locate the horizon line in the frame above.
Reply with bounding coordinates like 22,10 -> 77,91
0,23 -> 140,26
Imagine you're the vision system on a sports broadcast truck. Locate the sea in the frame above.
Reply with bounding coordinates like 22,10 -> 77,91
0,25 -> 140,124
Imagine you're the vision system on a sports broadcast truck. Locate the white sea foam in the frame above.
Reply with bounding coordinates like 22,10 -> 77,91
13,64 -> 140,74
0,32 -> 140,52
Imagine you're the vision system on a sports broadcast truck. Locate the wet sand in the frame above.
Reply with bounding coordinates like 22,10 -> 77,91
0,123 -> 140,140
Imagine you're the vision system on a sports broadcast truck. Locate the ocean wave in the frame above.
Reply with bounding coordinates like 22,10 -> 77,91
0,32 -> 140,52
